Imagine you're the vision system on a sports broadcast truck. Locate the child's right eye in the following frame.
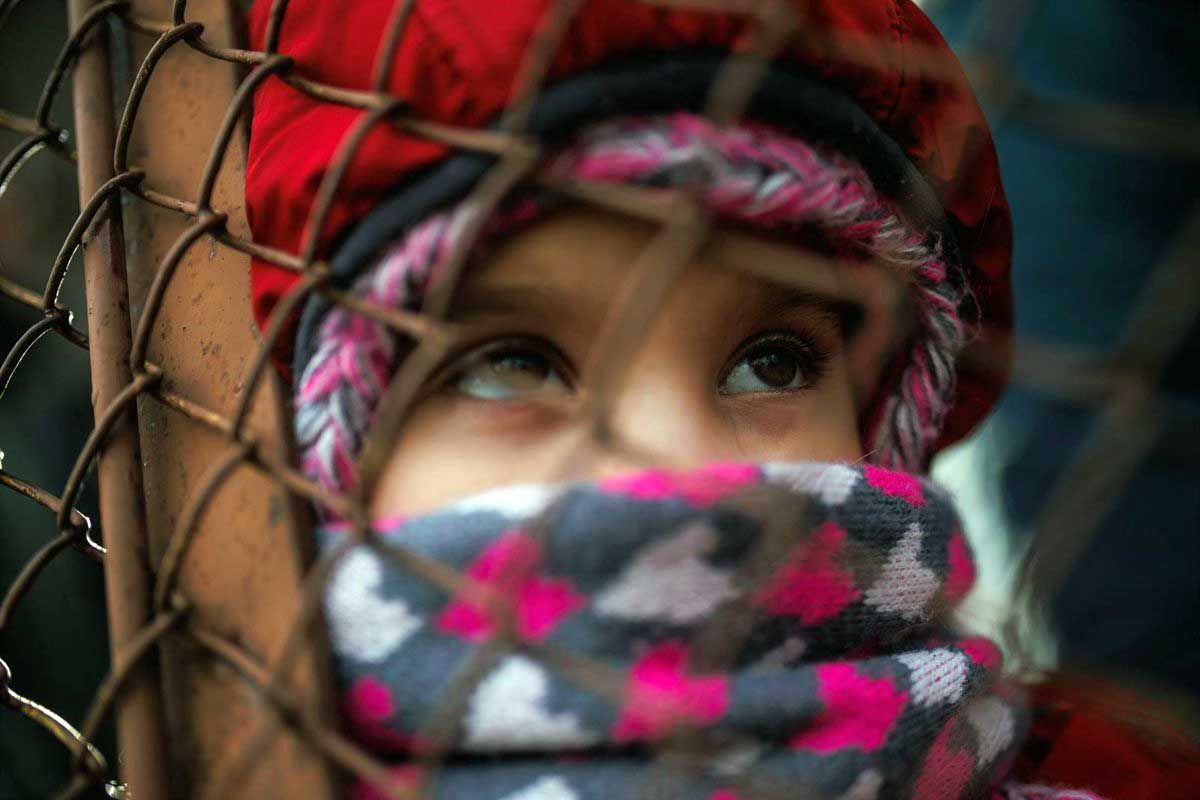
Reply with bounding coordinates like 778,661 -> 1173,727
449,338 -> 574,401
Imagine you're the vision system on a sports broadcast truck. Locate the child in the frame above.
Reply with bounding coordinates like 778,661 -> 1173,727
244,1 -> 1198,798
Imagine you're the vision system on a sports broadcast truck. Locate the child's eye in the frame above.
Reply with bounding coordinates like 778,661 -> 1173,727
719,333 -> 827,395
450,338 -> 573,400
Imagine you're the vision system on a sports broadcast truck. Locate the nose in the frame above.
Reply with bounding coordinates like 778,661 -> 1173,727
578,347 -> 734,480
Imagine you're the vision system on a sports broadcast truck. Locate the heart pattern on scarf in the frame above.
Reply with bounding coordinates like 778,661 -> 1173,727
323,462 -> 1028,800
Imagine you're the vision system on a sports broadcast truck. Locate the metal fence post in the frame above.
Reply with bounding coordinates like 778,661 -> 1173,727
67,0 -> 173,796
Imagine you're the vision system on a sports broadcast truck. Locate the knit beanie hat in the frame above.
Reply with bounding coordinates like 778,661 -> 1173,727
243,0 -> 1014,494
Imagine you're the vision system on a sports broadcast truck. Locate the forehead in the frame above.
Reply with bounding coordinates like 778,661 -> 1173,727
453,205 -> 858,318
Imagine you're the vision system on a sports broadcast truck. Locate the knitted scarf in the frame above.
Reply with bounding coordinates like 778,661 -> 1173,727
321,462 -> 1032,800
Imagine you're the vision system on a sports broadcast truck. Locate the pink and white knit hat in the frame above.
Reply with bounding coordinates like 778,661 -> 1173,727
294,113 -> 972,496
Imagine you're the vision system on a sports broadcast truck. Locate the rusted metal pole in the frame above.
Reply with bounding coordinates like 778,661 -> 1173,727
67,1 -> 173,797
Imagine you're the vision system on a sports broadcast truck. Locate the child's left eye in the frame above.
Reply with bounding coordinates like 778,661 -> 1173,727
449,338 -> 573,400
719,334 -> 825,395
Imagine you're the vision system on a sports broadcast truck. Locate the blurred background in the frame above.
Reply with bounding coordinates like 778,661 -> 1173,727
0,2 -> 114,797
924,0 -> 1200,697
1,0 -> 1197,797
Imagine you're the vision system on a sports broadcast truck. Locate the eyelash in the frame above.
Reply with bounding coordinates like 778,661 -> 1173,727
433,329 -> 831,398
436,335 -> 575,391
717,330 -> 832,395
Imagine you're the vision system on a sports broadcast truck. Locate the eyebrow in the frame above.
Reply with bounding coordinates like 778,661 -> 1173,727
448,284 -> 592,326
700,228 -> 871,334
449,279 -> 864,338
745,286 -> 865,340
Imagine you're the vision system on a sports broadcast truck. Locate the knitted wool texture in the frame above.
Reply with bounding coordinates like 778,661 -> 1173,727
321,461 -> 1035,800
294,113 -> 970,496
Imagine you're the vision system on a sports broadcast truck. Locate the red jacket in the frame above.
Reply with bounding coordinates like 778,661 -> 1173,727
1011,674 -> 1200,800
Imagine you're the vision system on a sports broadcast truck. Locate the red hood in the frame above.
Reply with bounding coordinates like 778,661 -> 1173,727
244,0 -> 1012,454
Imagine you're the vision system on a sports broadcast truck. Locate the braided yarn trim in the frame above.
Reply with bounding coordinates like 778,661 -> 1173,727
295,113 -> 970,498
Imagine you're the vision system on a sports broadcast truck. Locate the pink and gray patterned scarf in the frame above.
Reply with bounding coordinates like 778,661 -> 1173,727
321,462 -> 1032,800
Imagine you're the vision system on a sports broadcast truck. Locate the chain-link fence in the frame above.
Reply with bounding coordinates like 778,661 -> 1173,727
0,0 -> 1197,798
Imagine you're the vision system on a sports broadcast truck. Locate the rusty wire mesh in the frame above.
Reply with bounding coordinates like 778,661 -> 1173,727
0,0 -> 1197,798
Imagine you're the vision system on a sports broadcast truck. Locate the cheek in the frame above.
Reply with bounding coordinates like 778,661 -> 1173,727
730,398 -> 862,461
369,399 -> 586,517
717,353 -> 862,462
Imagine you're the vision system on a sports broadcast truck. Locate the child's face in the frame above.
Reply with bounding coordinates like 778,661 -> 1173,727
373,207 -> 906,517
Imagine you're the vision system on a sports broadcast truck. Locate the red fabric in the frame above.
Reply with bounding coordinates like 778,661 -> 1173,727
1016,675 -> 1200,800
244,0 -> 1013,453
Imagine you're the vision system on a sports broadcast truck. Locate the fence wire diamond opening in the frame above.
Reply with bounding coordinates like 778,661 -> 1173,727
1,0 -> 1197,798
